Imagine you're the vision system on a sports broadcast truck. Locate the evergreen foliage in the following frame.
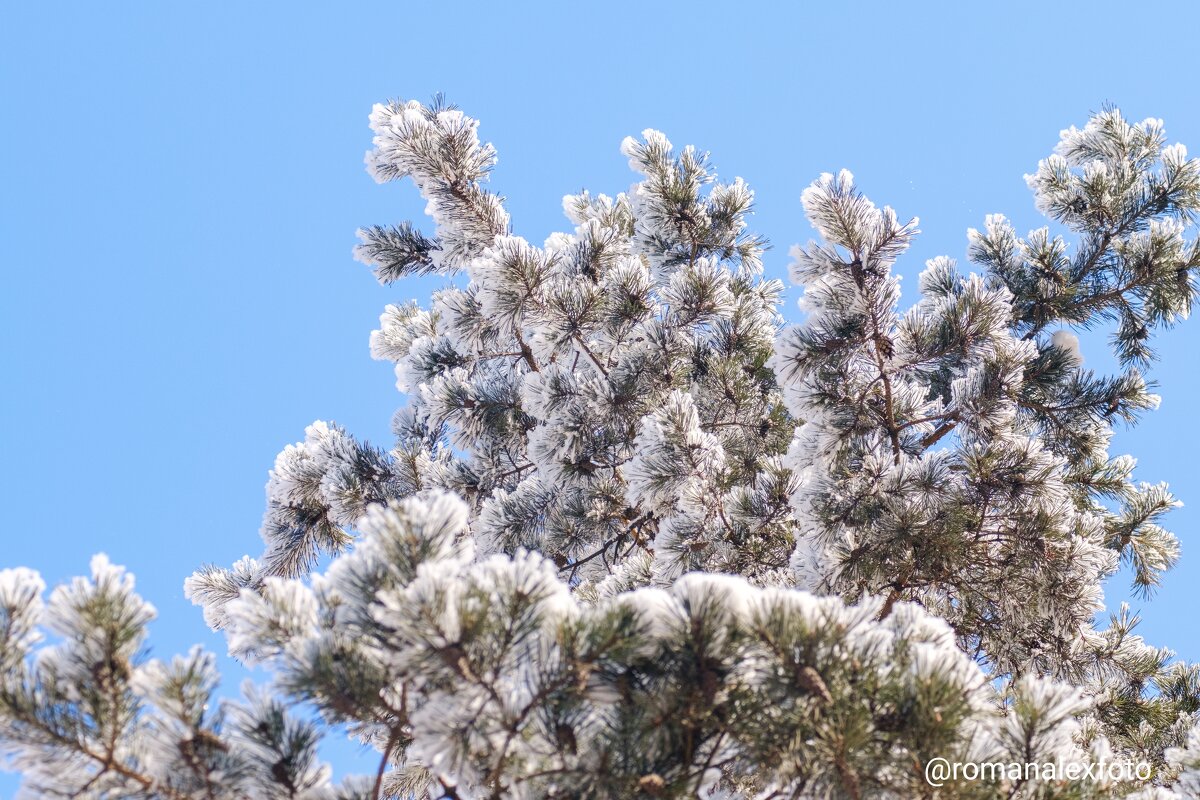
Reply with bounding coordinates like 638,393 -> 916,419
4,100 -> 1200,798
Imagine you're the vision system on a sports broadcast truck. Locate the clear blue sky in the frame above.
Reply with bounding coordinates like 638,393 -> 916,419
3,1 -> 1200,790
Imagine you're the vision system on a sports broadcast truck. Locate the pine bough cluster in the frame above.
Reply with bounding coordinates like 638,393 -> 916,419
4,101 -> 1200,799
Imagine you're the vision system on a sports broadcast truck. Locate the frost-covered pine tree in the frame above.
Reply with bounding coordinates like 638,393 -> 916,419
4,99 -> 1200,799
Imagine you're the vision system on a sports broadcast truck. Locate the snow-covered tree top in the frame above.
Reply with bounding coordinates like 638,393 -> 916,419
4,101 -> 1200,799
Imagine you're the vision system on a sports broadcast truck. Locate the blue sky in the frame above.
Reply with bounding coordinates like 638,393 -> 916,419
3,1 -> 1200,790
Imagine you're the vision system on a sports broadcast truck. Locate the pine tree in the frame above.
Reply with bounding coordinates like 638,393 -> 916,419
3,99 -> 1200,798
